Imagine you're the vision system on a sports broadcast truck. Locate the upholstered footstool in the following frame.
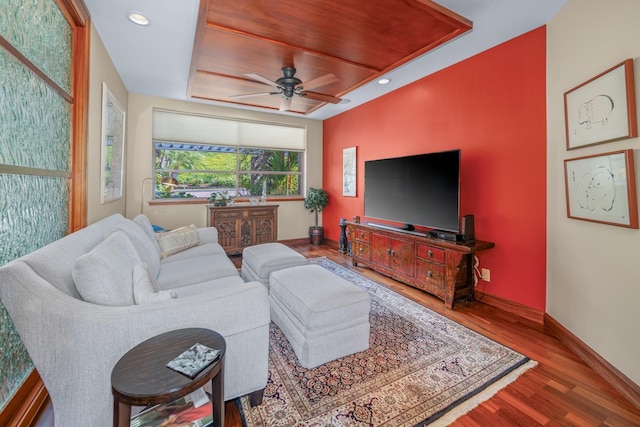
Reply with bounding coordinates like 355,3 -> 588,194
241,243 -> 308,289
269,264 -> 371,369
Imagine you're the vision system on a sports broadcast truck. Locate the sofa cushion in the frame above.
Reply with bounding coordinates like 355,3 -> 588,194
132,214 -> 162,258
72,231 -> 139,306
156,254 -> 239,290
110,219 -> 161,278
132,262 -> 176,304
172,275 -> 245,298
157,225 -> 201,258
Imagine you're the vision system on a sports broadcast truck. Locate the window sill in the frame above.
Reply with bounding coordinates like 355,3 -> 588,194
148,196 -> 304,206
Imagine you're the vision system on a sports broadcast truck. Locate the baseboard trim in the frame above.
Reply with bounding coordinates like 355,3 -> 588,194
474,291 -> 544,325
544,314 -> 640,410
0,369 -> 49,427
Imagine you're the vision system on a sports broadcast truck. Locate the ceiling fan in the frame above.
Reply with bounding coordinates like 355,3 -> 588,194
230,66 -> 342,111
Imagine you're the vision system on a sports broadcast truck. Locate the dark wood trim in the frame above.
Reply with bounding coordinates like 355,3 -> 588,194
0,370 -> 48,427
544,313 -> 640,410
474,290 -> 544,325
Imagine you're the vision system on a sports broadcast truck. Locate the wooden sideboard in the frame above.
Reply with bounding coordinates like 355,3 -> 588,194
206,204 -> 278,255
348,222 -> 494,309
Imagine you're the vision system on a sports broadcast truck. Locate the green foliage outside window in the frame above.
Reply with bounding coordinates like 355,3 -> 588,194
154,143 -> 302,199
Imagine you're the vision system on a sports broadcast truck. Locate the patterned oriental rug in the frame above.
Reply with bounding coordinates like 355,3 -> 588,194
238,258 -> 536,426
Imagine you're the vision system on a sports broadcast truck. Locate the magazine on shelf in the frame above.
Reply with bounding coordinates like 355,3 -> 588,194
130,393 -> 212,427
166,343 -> 221,379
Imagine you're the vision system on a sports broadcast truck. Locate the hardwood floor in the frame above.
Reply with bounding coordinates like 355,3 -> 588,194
33,242 -> 640,426
225,241 -> 640,426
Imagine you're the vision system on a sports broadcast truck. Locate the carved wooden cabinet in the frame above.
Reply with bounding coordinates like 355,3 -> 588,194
348,222 -> 494,309
207,204 -> 278,255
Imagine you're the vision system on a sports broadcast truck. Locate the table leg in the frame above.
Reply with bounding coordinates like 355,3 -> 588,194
113,398 -> 131,427
212,359 -> 225,427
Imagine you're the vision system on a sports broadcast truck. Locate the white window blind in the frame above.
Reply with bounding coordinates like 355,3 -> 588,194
153,110 -> 306,150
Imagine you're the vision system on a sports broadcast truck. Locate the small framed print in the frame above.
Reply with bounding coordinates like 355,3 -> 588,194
564,59 -> 637,150
564,149 -> 638,228
343,146 -> 356,196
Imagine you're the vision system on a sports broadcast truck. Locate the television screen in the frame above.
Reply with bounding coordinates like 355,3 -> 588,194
364,149 -> 460,232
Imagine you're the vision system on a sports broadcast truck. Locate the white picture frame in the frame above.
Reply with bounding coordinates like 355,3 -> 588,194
100,82 -> 126,204
343,146 -> 356,196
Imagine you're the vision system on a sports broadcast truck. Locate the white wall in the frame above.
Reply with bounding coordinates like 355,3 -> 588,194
86,24 -> 128,224
547,0 -> 640,385
124,94 -> 323,238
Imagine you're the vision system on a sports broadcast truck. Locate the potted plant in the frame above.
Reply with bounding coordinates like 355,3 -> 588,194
208,190 -> 233,206
304,187 -> 329,245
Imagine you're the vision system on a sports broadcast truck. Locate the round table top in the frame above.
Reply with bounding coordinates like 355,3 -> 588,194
111,328 -> 226,406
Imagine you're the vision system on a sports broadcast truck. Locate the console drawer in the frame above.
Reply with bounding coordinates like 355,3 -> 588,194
416,260 -> 445,291
352,241 -> 371,261
353,229 -> 371,242
417,244 -> 445,264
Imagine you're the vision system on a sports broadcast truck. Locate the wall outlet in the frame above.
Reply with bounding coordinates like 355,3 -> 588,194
481,268 -> 491,282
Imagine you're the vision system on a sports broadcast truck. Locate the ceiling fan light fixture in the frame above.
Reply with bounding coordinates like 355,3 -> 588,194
126,11 -> 150,26
377,77 -> 392,85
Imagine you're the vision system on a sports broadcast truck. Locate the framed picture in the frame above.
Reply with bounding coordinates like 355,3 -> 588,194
564,59 -> 637,150
100,82 -> 126,204
343,146 -> 356,196
564,149 -> 638,228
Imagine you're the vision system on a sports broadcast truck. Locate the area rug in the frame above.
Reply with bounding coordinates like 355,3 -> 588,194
238,258 -> 536,426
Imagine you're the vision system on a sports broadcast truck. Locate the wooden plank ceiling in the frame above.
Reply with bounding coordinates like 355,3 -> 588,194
188,0 -> 472,115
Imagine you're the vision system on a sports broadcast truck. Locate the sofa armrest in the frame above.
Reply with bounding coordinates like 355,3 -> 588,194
197,227 -> 219,244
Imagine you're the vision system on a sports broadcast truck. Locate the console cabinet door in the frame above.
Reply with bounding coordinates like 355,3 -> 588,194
371,234 -> 391,267
390,238 -> 415,277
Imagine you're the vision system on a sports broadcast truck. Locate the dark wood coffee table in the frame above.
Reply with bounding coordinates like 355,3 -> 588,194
111,328 -> 226,427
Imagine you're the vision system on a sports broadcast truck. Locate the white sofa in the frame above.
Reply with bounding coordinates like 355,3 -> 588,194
0,213 -> 270,427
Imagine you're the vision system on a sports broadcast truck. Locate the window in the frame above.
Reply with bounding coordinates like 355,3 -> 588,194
154,143 -> 303,200
152,110 -> 306,201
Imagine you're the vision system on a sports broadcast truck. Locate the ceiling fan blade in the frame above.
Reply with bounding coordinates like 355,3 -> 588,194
302,91 -> 342,104
279,97 -> 292,111
299,73 -> 338,91
229,91 -> 279,99
244,73 -> 281,88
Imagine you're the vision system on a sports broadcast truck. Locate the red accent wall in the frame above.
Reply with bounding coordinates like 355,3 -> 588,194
323,27 -> 547,311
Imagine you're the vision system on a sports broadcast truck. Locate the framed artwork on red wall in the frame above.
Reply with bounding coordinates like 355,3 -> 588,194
564,59 -> 637,150
343,146 -> 356,196
564,149 -> 638,228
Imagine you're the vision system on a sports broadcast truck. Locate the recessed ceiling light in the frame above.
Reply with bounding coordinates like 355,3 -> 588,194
339,98 -> 351,104
126,11 -> 150,26
377,78 -> 391,85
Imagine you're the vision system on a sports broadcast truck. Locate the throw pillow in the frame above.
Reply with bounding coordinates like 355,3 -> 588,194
132,262 -> 176,304
132,214 -> 162,258
110,219 -> 161,278
156,224 -> 202,258
72,231 -> 139,306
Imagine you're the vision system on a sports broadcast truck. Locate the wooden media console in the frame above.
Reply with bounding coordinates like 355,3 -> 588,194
347,222 -> 494,309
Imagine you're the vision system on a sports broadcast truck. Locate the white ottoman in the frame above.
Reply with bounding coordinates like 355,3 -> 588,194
241,243 -> 308,289
269,264 -> 371,369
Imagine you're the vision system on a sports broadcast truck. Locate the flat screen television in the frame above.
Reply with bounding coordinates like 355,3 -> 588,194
364,149 -> 460,233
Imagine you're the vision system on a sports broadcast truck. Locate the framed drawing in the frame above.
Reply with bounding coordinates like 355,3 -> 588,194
343,146 -> 356,196
564,149 -> 638,228
100,82 -> 126,204
564,59 -> 637,150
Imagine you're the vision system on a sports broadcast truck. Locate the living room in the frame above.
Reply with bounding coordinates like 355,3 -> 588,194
1,0 -> 639,425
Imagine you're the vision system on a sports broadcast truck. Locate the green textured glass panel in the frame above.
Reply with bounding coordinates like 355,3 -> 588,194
0,48 -> 71,171
0,174 -> 69,265
0,174 -> 68,409
0,304 -> 32,411
0,0 -> 72,93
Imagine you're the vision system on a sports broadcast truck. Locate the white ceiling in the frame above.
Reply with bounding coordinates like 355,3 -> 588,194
84,0 -> 567,120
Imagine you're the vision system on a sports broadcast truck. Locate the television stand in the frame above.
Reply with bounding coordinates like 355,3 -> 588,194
349,222 -> 494,309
